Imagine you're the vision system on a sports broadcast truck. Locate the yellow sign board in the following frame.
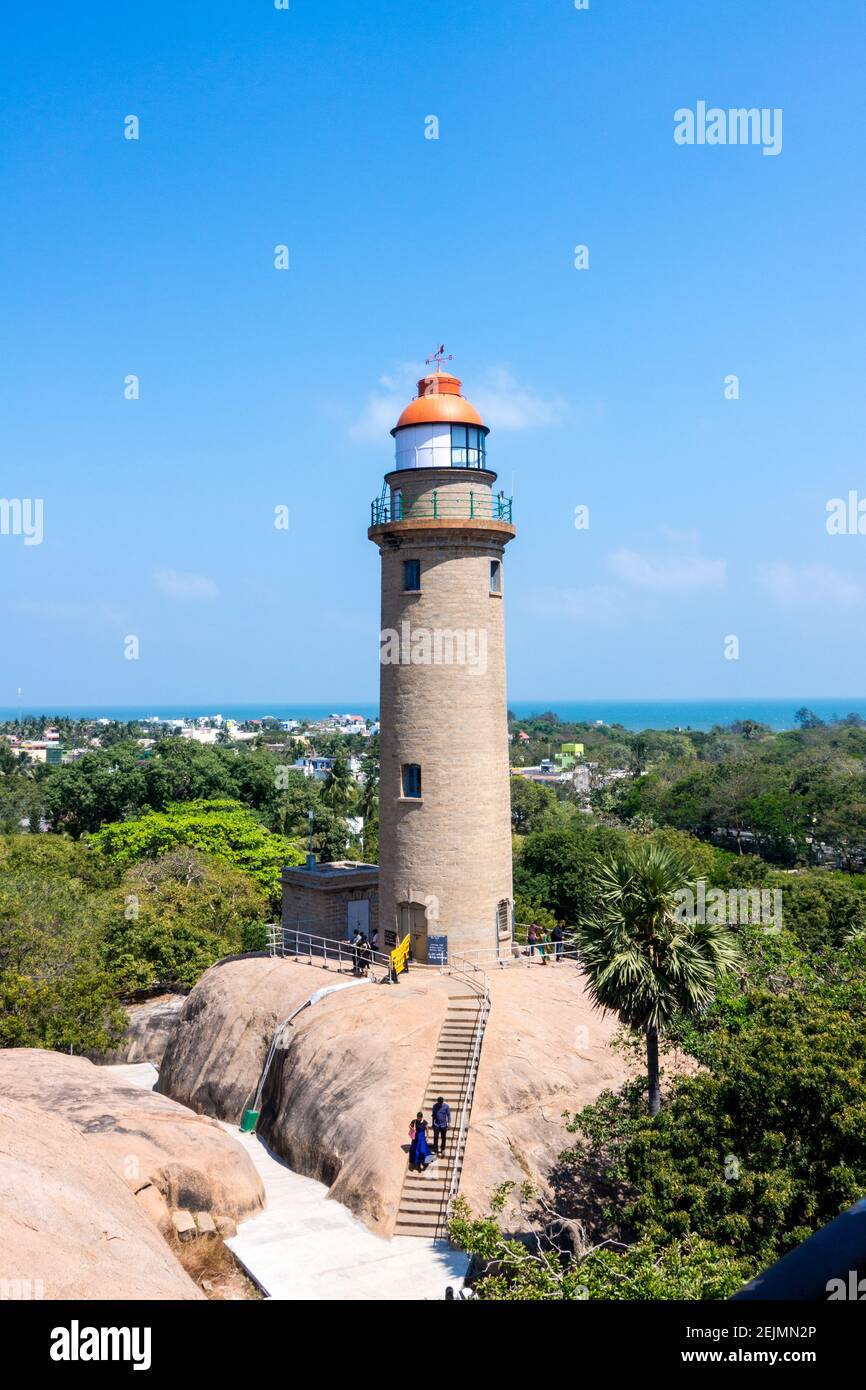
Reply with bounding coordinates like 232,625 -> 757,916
391,935 -> 410,976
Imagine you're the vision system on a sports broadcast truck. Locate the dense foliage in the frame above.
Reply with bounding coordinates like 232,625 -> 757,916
622,985 -> 866,1266
0,837 -> 125,1052
0,721 -> 374,1054
0,811 -> 274,1048
92,798 -> 303,904
448,1187 -> 751,1300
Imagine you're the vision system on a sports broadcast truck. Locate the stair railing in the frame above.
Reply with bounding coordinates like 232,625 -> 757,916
443,955 -> 491,1218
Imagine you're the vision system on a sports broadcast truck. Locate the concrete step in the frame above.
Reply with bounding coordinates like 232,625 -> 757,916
394,993 -> 485,1237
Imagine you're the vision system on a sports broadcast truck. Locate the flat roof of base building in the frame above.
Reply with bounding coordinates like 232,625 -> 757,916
282,860 -> 379,889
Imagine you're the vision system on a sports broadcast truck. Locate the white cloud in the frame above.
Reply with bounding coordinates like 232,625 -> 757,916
521,585 -> 643,627
757,562 -> 864,608
473,367 -> 566,432
153,569 -> 219,599
6,598 -> 124,626
348,392 -> 404,444
607,547 -> 726,592
348,361 -> 565,442
348,362 -> 424,444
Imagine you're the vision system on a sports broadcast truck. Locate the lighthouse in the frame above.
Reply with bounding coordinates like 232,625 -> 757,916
369,351 -> 516,965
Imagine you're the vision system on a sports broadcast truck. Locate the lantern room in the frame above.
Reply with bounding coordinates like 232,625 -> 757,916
391,369 -> 489,471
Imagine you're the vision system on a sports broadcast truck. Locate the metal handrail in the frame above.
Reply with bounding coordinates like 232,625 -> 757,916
371,492 -> 513,526
265,923 -> 494,1216
444,955 -> 490,1216
458,939 -> 581,968
271,922 -> 469,978
267,923 -> 393,983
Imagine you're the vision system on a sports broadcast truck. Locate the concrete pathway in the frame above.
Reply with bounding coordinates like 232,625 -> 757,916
106,1062 -> 468,1301
107,1061 -> 160,1090
223,1127 -> 468,1300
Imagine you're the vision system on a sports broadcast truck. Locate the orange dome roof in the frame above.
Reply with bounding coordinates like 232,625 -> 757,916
392,373 -> 488,435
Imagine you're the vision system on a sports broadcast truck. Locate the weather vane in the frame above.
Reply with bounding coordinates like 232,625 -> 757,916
426,344 -> 453,372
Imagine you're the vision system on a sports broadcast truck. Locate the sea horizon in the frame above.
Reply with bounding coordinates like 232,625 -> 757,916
3,697 -> 866,733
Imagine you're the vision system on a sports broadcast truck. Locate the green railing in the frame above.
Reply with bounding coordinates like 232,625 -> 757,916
370,491 -> 513,526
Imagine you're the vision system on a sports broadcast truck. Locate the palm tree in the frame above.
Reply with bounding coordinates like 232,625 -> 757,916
356,765 -> 379,857
321,755 -> 354,816
575,841 -> 741,1116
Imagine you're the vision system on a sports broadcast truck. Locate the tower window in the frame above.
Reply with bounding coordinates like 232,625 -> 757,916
497,899 -> 511,940
450,424 -> 486,468
403,559 -> 420,591
402,764 -> 422,799
490,560 -> 502,595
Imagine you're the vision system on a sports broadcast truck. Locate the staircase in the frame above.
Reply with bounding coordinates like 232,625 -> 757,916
393,991 -> 484,1237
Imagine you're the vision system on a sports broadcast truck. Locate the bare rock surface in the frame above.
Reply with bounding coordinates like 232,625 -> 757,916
159,954 -> 445,1233
91,994 -> 185,1066
0,1097 -> 203,1300
157,955 -> 635,1236
0,1048 -> 264,1223
460,965 -> 632,1219
158,955 -> 318,1122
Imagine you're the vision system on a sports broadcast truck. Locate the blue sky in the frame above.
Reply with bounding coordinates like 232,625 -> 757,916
1,0 -> 864,706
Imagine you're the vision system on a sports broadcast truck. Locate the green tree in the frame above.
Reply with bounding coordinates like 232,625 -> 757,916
356,760 -> 379,860
575,842 -> 741,1115
514,822 -> 625,923
104,847 -> 268,993
624,990 -> 866,1266
321,755 -> 354,815
448,1187 -> 751,1300
510,776 -> 558,834
0,836 -> 125,1052
92,798 -> 303,905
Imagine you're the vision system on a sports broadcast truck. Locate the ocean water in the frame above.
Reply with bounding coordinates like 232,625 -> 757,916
2,698 -> 866,732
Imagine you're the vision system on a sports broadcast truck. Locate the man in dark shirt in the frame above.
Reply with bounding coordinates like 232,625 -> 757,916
552,923 -> 564,961
431,1096 -> 452,1155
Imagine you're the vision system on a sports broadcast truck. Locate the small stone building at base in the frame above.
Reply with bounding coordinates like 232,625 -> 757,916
281,860 -> 379,944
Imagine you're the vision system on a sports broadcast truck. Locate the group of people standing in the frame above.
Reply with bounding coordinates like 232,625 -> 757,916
350,928 -> 377,975
408,1097 -> 452,1170
526,921 -> 565,963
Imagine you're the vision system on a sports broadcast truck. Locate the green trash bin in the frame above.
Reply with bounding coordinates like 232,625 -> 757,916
240,1108 -> 260,1134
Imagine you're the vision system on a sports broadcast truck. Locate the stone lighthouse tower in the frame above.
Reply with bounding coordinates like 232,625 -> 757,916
369,352 -> 516,965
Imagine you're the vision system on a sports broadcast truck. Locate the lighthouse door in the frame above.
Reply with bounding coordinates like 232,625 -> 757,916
399,901 -> 428,964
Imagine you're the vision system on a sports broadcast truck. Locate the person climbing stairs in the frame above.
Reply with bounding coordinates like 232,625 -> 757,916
393,992 -> 484,1238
